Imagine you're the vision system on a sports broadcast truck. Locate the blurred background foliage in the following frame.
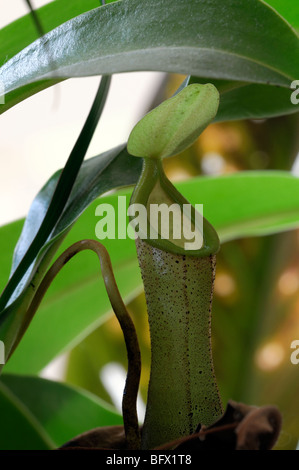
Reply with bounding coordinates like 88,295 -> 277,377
65,74 -> 299,450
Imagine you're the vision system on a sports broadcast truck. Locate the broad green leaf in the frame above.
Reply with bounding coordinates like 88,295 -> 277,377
11,147 -> 141,290
0,374 -> 122,448
0,148 -> 142,369
127,83 -> 219,159
265,0 -> 299,31
2,77 -> 111,311
0,1 -> 118,114
190,78 -> 299,121
4,171 -> 299,374
0,0 -> 107,65
215,83 -> 299,121
181,172 -> 299,242
0,380 -> 54,449
1,0 -> 299,115
0,77 -> 115,367
1,187 -> 143,375
5,256 -> 142,374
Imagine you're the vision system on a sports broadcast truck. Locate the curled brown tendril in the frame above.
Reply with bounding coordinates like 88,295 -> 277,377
10,239 -> 141,450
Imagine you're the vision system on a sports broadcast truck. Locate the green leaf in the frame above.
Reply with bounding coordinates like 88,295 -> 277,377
215,83 -> 299,121
1,77 -> 111,312
265,0 -> 299,31
127,83 -> 219,159
1,0 -> 299,115
0,148 -> 142,369
0,76 -> 116,366
184,172 -> 299,242
190,77 -> 299,121
0,380 -> 54,449
0,0 -> 106,65
3,171 -> 299,374
0,373 -> 122,448
0,1 -> 118,114
11,147 -> 141,292
5,255 -> 142,374
0,220 -> 25,296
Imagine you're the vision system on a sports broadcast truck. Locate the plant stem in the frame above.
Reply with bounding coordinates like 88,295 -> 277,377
9,240 -> 141,450
24,0 -> 44,37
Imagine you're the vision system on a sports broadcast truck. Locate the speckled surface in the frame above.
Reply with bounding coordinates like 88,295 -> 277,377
136,237 -> 222,449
